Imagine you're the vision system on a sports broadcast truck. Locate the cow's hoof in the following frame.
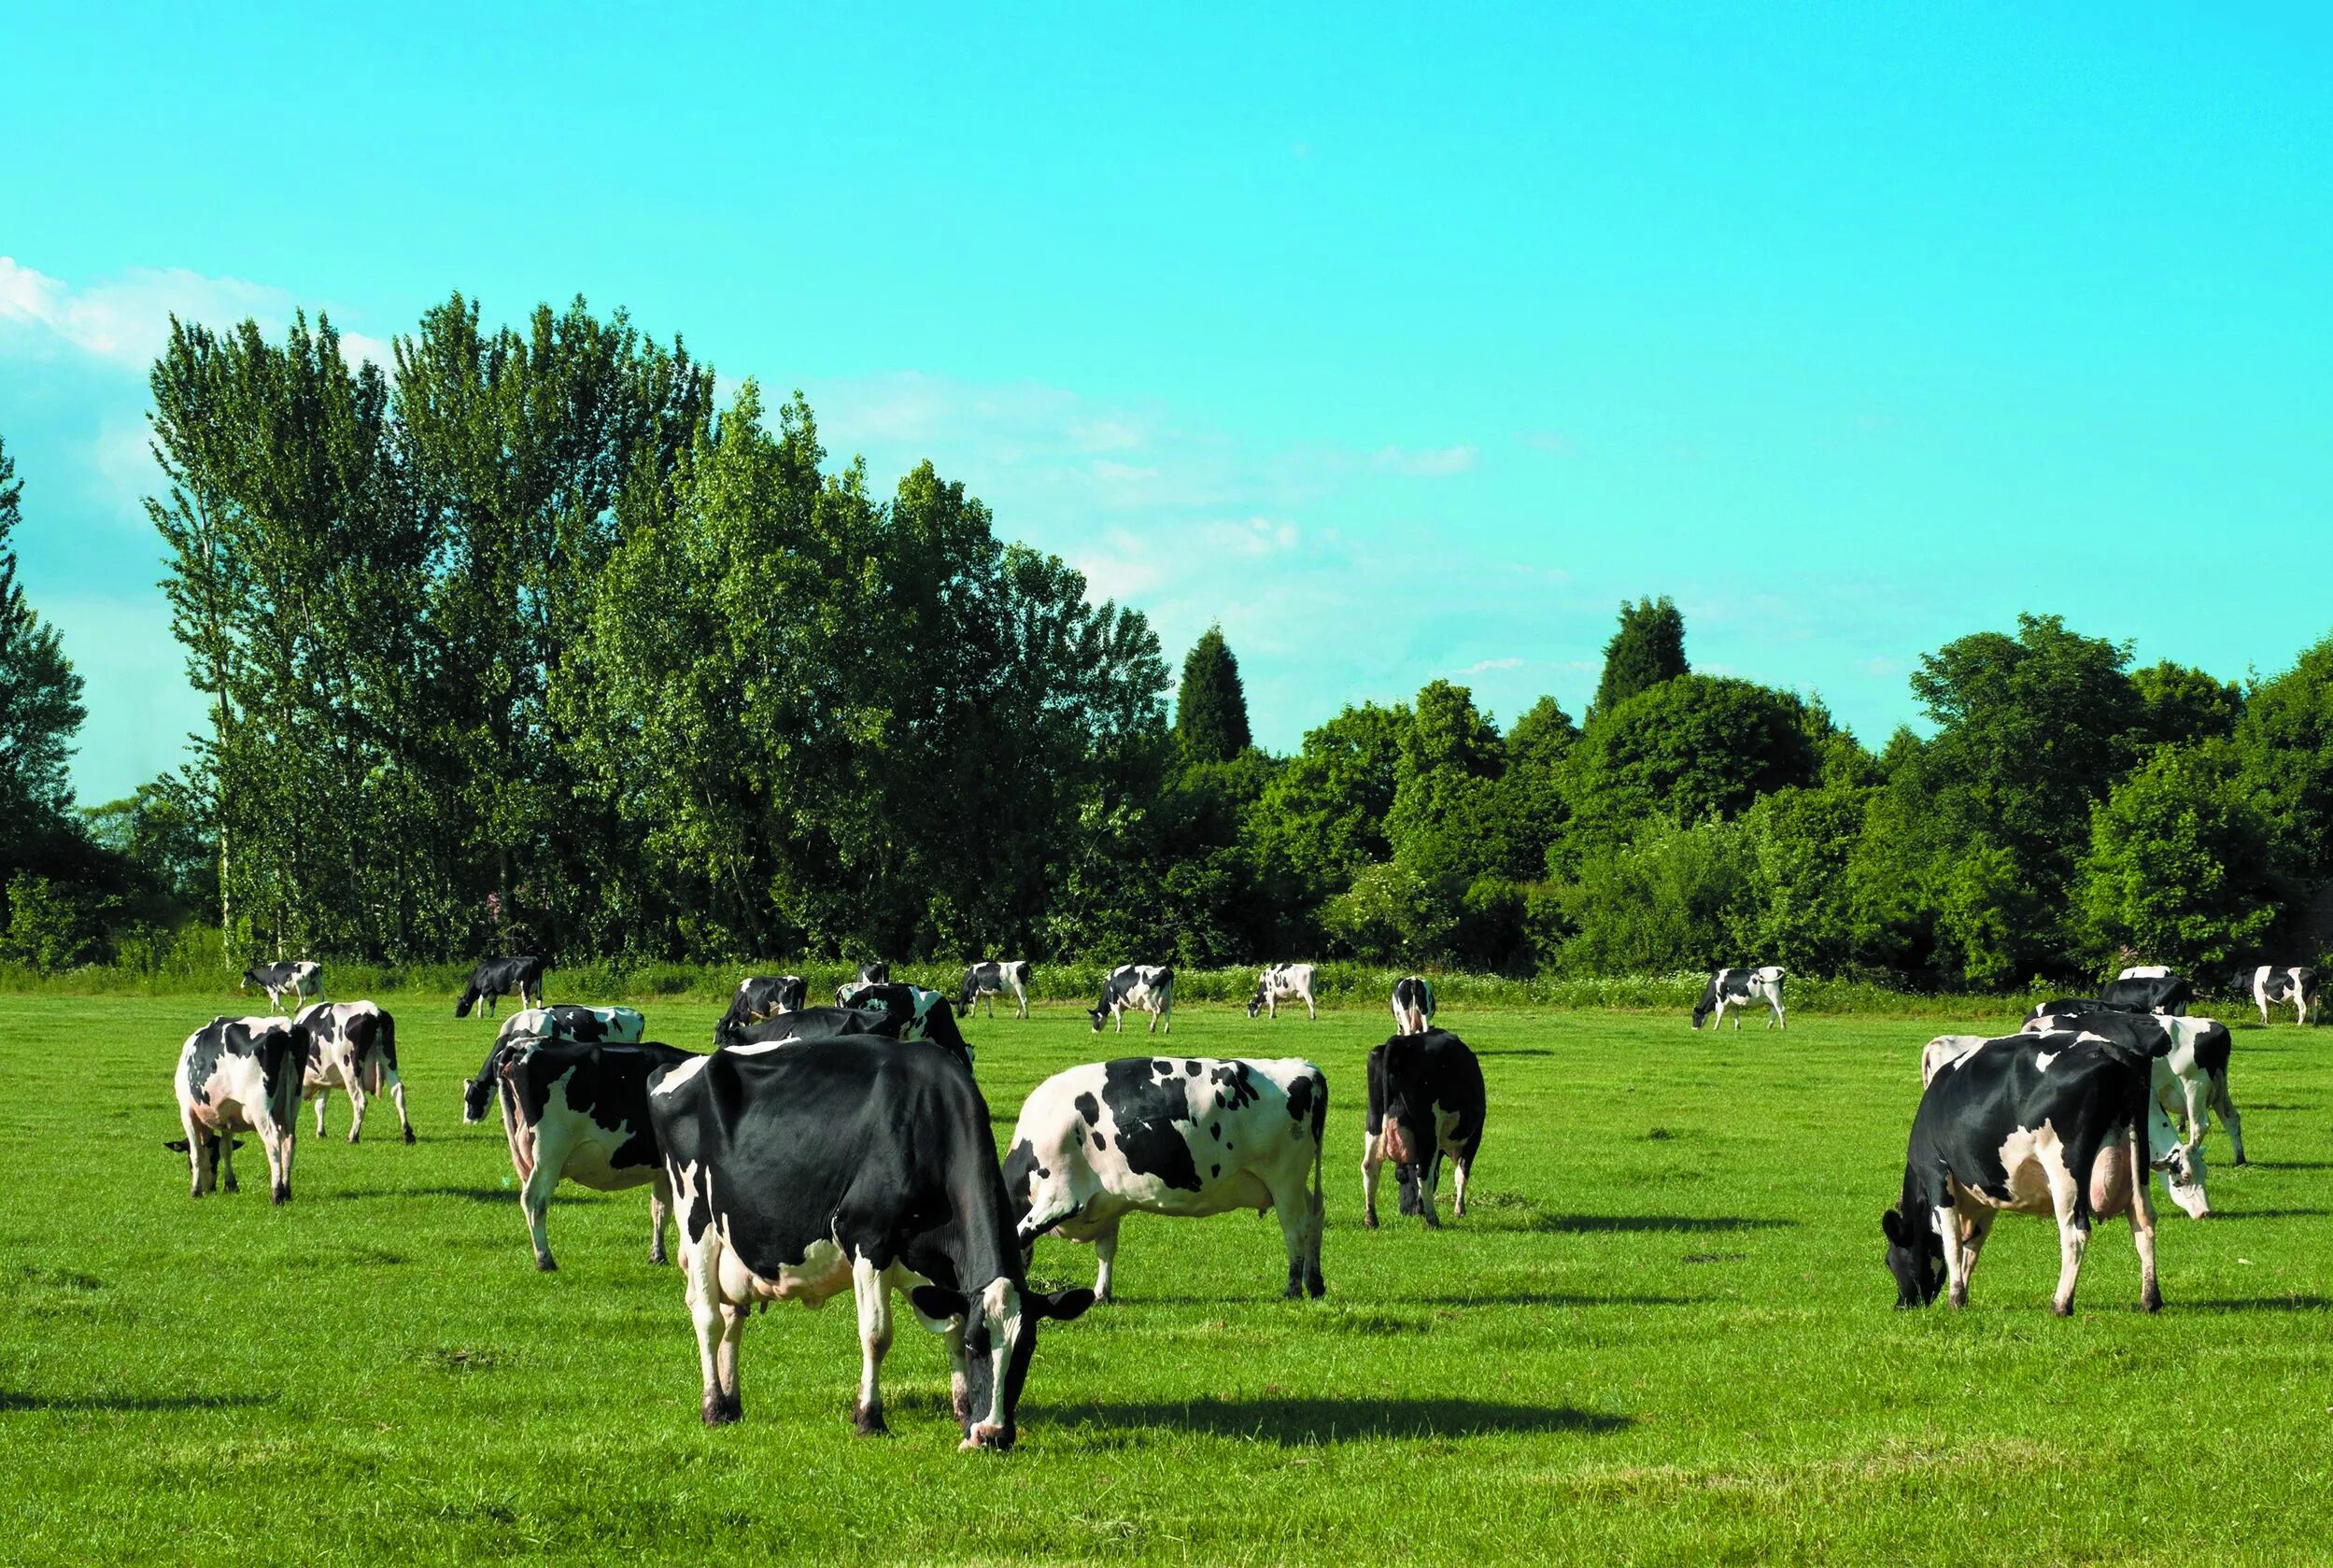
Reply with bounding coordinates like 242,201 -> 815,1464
403,1128 -> 417,1145
1283,1283 -> 1305,1301
346,1134 -> 361,1145
962,1422 -> 1012,1453
1094,1291 -> 1114,1306
2051,1302 -> 2075,1319
1307,1276 -> 1326,1298
702,1393 -> 742,1426
271,1187 -> 290,1206
1363,1213 -> 1379,1230
535,1257 -> 558,1273
850,1401 -> 889,1436
2142,1291 -> 2164,1313
222,1178 -> 238,1194
650,1250 -> 669,1267
2233,1156 -> 2248,1167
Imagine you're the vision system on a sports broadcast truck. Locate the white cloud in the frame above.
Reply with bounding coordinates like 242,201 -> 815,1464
1460,657 -> 1524,675
0,256 -> 380,371
1368,443 -> 1478,477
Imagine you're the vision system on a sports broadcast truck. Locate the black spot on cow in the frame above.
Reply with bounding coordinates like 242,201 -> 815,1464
1284,1073 -> 1317,1129
1074,1093 -> 1101,1127
1093,1131 -> 1105,1151
1209,1123 -> 1221,1140
1152,1060 -> 1171,1075
1184,1061 -> 1200,1075
1211,1165 -> 1220,1178
1098,1057 -> 1205,1192
1207,1062 -> 1261,1112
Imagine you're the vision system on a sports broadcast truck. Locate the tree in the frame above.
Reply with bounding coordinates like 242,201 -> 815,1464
1591,595 -> 1688,716
1174,625 -> 1251,764
2081,743 -> 2278,973
0,433 -> 88,845
1248,702 -> 1410,913
1562,675 -> 1823,852
1554,816 -> 1756,976
2133,660 -> 2243,751
2235,633 -> 2333,874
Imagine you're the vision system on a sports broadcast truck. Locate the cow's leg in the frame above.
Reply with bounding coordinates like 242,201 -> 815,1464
1361,1126 -> 1385,1228
686,1230 -> 740,1425
344,1076 -> 369,1143
256,1123 -> 291,1205
313,1088 -> 330,1137
2044,1163 -> 2087,1317
182,1107 -> 209,1196
1268,1178 -> 1320,1300
1016,984 -> 1029,1020
944,1318 -> 971,1428
1769,996 -> 1785,1031
216,1125 -> 237,1195
2179,1075 -> 2212,1147
1958,1208 -> 1997,1296
2125,1129 -> 2163,1312
384,1069 -> 415,1144
1160,1003 -> 1170,1037
850,1255 -> 893,1435
1092,1220 -> 1123,1304
1934,1203 -> 1971,1307
1419,1152 -> 1445,1229
1451,1149 -> 1473,1217
648,1169 -> 674,1266
2213,1077 -> 2247,1165
520,1135 -> 564,1270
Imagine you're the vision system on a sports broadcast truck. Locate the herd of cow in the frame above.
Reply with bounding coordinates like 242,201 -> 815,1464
168,954 -> 2316,1448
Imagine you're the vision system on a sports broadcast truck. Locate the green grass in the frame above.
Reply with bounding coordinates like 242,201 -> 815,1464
4,993 -> 2331,1565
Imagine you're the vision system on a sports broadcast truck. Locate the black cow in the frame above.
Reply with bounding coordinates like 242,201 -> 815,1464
2241,965 -> 2320,1025
1882,1029 -> 2167,1315
836,982 -> 973,1064
1691,966 -> 1787,1030
170,1016 -> 307,1203
456,955 -> 547,1018
734,1000 -> 972,1071
830,961 -> 890,1002
2100,967 -> 2192,1015
1363,1028 -> 1486,1229
959,960 -> 1031,1020
1390,975 -> 1435,1035
647,1037 -> 1095,1446
714,976 -> 807,1044
241,960 -> 321,1013
472,1038 -> 700,1270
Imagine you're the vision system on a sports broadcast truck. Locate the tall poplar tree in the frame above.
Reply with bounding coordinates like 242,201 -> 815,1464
1175,625 -> 1251,763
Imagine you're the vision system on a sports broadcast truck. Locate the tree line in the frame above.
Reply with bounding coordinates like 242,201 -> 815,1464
2,293 -> 2329,987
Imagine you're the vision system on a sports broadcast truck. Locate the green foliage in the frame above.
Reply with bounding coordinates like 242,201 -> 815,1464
1174,625 -> 1251,764
80,779 -> 216,919
0,872 -> 114,972
1248,701 -> 1410,913
2080,743 -> 2279,972
1591,594 -> 1688,716
1553,817 -> 1757,975
1321,861 -> 1456,964
1562,675 -> 1823,852
0,434 -> 88,841
2236,632 -> 2333,869
2133,659 -> 2243,750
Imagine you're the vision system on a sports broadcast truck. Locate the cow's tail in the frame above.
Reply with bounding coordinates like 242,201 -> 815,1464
366,1010 -> 398,1093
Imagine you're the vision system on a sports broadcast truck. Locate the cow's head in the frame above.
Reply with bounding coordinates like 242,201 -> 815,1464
910,1276 -> 1094,1452
2156,1139 -> 2210,1220
1690,994 -> 1715,1029
461,1062 -> 501,1124
1879,1207 -> 1944,1307
454,980 -> 481,1018
239,967 -> 262,992
1087,1002 -> 1109,1033
1246,982 -> 1268,1019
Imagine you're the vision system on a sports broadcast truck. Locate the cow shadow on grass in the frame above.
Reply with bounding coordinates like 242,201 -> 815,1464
2241,1161 -> 2333,1171
1519,1213 -> 1797,1236
2174,1296 -> 2333,1313
2203,1208 -> 2328,1222
1032,1394 -> 1632,1445
1470,1048 -> 1557,1058
0,1391 -> 276,1414
322,1185 -> 511,1203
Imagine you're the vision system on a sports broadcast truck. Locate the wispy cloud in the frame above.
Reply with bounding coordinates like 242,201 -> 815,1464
1368,443 -> 1478,477
0,256 -> 383,370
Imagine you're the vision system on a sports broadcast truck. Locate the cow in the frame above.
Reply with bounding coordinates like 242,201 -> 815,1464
169,1016 -> 305,1204
741,996 -> 973,1072
469,1038 -> 700,1271
241,960 -> 321,1014
1002,1055 -> 1326,1303
1883,1029 -> 2170,1315
2101,967 -> 2192,1015
1928,1029 -> 2211,1220
455,955 -> 547,1018
2242,966 -> 2320,1026
2028,1010 -> 2246,1171
1363,1028 -> 1486,1229
496,1004 -> 647,1048
648,1036 -> 1095,1446
1389,975 -> 1435,1035
2025,996 -> 2132,1021
1691,966 -> 1786,1030
1248,963 -> 1318,1022
714,977 -> 806,1042
832,961 -> 889,1001
1089,965 -> 1174,1036
959,960 -> 1032,1020
292,1000 -> 413,1144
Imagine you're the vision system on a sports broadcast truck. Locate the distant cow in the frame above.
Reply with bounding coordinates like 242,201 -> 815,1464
473,1038 -> 700,1270
649,1036 -> 1095,1445
1004,1055 -> 1327,1302
170,1016 -> 306,1204
1089,965 -> 1174,1036
242,960 -> 321,1014
2025,996 -> 2132,1021
2028,1010 -> 2246,1172
496,1004 -> 647,1048
293,1001 -> 412,1144
456,955 -> 546,1018
714,976 -> 806,1042
832,961 -> 889,1001
1249,964 -> 1318,1022
959,961 -> 1031,1020
748,994 -> 973,1072
2243,966 -> 2319,1026
2101,967 -> 2192,1015
1389,975 -> 1435,1035
1885,1028 -> 2170,1314
1364,1028 -> 1486,1229
1692,967 -> 1786,1030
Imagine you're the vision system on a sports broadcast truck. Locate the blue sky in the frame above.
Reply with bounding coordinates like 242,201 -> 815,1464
4,4 -> 2327,801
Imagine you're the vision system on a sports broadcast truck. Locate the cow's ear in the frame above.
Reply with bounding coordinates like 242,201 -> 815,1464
1879,1209 -> 1905,1244
909,1285 -> 969,1322
1036,1287 -> 1096,1322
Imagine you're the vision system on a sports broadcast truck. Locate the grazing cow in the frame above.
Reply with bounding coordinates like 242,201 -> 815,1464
1363,1028 -> 1487,1229
2025,996 -> 2132,1021
1089,965 -> 1174,1036
1389,975 -> 1435,1035
455,955 -> 547,1018
832,961 -> 890,1001
1884,1029 -> 2170,1314
744,995 -> 973,1071
293,1000 -> 413,1144
472,1038 -> 699,1271
1003,1055 -> 1326,1302
497,1004 -> 648,1048
2101,967 -> 2192,1015
714,977 -> 806,1042
959,960 -> 1032,1020
2028,1010 -> 2246,1171
649,1036 -> 1095,1445
1248,963 -> 1319,1021
241,960 -> 321,1014
1691,967 -> 1787,1030
169,1016 -> 305,1203
2242,966 -> 2320,1025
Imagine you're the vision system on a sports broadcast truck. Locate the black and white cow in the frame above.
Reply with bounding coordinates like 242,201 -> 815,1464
832,961 -> 889,1001
2242,966 -> 2320,1026
1691,966 -> 1786,1030
2028,1010 -> 2246,1173
496,1004 -> 647,1048
170,1016 -> 305,1203
293,1000 -> 412,1143
1003,1055 -> 1326,1302
1248,963 -> 1318,1021
1363,1028 -> 1487,1229
1089,965 -> 1174,1036
468,1038 -> 700,1271
241,960 -> 321,1014
2025,996 -> 2132,1021
828,983 -> 974,1067
1389,975 -> 1435,1035
959,960 -> 1032,1020
648,1036 -> 1094,1446
1883,1029 -> 2169,1315
713,976 -> 806,1043
2100,966 -> 2192,1015
455,955 -> 547,1018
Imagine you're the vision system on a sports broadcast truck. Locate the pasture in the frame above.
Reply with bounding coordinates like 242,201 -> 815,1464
5,993 -> 2332,1565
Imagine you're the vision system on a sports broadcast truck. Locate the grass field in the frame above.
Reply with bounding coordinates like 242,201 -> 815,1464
5,993 -> 2332,1565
